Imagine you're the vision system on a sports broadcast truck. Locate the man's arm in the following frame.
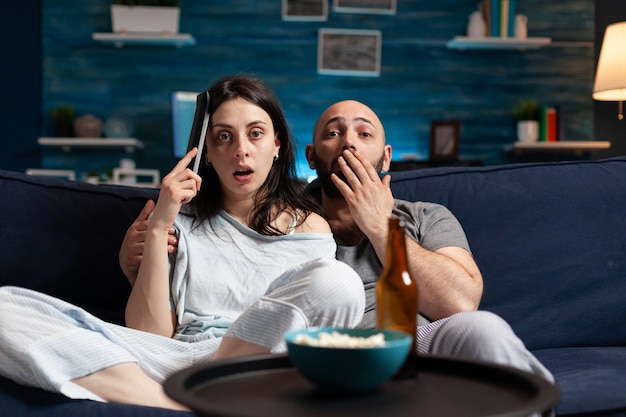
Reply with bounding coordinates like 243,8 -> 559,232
404,242 -> 482,320
334,150 -> 483,320
119,200 -> 178,287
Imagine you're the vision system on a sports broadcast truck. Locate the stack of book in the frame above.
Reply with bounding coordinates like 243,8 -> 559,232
481,0 -> 516,38
538,105 -> 565,142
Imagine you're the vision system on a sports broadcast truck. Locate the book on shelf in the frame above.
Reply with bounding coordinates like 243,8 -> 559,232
539,105 -> 560,142
546,107 -> 557,142
556,105 -> 565,141
500,0 -> 509,38
482,0 -> 491,37
507,0 -> 516,37
490,0 -> 500,37
482,0 -> 516,38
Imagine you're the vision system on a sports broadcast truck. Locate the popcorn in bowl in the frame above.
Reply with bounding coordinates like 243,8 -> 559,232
294,330 -> 385,348
284,327 -> 412,392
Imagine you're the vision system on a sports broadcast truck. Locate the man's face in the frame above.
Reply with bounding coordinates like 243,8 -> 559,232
306,100 -> 391,198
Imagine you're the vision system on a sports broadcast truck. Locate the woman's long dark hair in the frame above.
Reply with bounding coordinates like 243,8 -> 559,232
187,75 -> 323,235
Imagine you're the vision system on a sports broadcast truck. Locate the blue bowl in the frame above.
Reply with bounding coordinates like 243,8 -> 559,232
284,327 -> 412,393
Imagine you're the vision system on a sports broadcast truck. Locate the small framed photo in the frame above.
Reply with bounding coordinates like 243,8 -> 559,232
333,0 -> 396,15
429,120 -> 461,161
282,0 -> 328,21
317,28 -> 382,77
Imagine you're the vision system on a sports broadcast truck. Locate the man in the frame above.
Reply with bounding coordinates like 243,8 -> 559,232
306,100 -> 482,327
303,101 -> 553,384
119,100 -> 553,385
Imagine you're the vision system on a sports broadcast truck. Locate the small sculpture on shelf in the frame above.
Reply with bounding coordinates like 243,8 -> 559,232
514,14 -> 528,39
104,115 -> 134,138
73,114 -> 104,138
467,10 -> 487,38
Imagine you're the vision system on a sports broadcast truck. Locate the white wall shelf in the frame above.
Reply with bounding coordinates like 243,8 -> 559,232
38,137 -> 144,153
92,32 -> 195,48
447,36 -> 552,50
505,141 -> 611,155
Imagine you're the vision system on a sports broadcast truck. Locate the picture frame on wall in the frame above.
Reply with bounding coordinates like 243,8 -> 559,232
317,28 -> 382,77
282,0 -> 328,21
333,0 -> 396,15
429,120 -> 461,161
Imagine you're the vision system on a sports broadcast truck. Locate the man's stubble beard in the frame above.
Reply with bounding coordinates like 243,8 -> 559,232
314,153 -> 385,200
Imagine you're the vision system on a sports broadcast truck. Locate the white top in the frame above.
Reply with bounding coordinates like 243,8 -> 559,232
169,210 -> 336,342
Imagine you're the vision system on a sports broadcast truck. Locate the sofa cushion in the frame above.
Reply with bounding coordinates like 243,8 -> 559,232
0,170 -> 159,324
0,375 -> 193,417
389,158 -> 626,350
533,347 -> 626,416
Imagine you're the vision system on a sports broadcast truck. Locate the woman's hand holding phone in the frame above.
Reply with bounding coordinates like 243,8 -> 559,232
151,148 -> 203,230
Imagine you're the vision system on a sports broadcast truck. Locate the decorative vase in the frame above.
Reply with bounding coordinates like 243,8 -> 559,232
74,114 -> 103,138
54,121 -> 73,138
110,5 -> 180,34
467,11 -> 487,38
517,120 -> 539,142
104,115 -> 134,138
515,14 -> 528,39
51,105 -> 75,137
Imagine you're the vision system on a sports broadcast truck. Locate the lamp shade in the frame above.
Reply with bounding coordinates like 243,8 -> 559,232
593,21 -> 626,101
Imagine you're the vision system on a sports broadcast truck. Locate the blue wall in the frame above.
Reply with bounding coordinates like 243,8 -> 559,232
0,0 -> 41,172
38,0 -> 594,179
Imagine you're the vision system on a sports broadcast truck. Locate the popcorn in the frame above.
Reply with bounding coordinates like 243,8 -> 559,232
294,331 -> 385,348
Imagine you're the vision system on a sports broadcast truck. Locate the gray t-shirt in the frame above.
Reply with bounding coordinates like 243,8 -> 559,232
335,199 -> 471,329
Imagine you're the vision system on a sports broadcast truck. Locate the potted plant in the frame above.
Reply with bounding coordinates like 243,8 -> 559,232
514,101 -> 540,143
51,105 -> 75,137
85,170 -> 101,185
111,0 -> 180,34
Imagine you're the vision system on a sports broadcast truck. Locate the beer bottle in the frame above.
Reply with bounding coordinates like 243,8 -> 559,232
376,216 -> 418,378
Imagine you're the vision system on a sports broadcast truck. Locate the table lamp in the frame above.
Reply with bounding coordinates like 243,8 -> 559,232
593,21 -> 626,120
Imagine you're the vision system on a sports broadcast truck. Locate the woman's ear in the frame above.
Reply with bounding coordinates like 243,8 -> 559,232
273,134 -> 281,160
274,133 -> 281,151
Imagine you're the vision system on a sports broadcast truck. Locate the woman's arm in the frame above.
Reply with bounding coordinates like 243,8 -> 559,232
125,149 -> 201,337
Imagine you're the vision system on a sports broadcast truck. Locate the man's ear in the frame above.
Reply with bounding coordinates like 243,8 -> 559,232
382,144 -> 392,172
305,144 -> 316,169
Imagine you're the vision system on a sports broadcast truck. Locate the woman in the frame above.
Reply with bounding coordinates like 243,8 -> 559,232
0,75 -> 365,410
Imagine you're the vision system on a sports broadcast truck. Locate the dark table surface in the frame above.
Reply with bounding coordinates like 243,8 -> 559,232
165,353 -> 559,417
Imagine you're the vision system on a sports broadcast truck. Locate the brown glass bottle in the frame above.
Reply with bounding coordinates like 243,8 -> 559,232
376,217 -> 418,378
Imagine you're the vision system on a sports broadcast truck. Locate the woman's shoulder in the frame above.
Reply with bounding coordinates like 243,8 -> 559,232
293,211 -> 331,234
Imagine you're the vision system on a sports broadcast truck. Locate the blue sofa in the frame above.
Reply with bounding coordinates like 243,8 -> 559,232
1,157 -> 625,416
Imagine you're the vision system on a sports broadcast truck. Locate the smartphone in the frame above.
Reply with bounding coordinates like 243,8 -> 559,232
186,90 -> 210,173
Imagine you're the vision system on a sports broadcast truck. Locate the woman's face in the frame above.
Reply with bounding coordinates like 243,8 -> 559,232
205,97 -> 280,201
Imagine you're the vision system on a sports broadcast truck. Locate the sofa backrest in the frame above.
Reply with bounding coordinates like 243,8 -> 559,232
0,170 -> 158,324
3,158 -> 626,350
389,157 -> 626,350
